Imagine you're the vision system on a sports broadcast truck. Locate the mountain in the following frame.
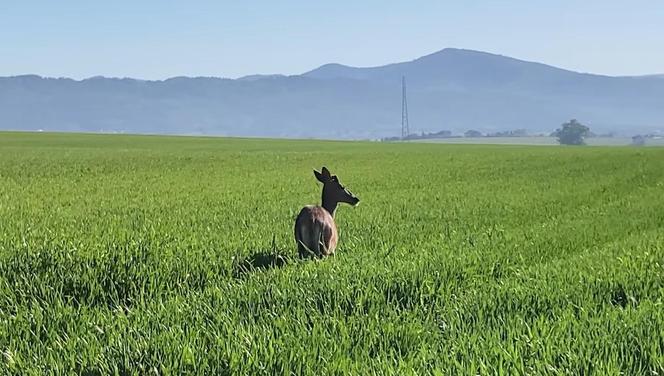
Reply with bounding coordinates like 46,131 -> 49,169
638,74 -> 664,79
1,48 -> 663,138
237,74 -> 287,81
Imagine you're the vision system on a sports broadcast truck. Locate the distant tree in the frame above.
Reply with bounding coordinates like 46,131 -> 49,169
464,129 -> 483,137
511,129 -> 529,137
485,129 -> 528,137
553,119 -> 590,145
385,129 -> 460,141
632,135 -> 646,146
431,130 -> 453,138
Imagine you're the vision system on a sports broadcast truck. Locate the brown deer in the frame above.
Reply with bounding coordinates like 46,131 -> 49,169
294,167 -> 359,258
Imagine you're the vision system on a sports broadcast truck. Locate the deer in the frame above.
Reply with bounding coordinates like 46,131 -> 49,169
294,167 -> 359,259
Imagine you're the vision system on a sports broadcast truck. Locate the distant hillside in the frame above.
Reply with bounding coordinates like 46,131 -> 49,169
1,48 -> 663,138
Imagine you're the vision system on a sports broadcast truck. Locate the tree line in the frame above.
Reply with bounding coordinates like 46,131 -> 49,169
383,119 -> 655,146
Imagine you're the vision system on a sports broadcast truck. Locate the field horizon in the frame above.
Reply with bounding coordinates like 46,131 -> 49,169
5,131 -> 664,147
1,132 -> 663,374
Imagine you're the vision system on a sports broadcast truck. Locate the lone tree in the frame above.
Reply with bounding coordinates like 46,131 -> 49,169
553,119 -> 590,145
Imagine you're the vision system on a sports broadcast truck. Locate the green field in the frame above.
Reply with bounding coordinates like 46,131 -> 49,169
1,132 -> 663,375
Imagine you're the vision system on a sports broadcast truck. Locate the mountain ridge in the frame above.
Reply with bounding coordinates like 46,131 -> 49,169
1,48 -> 663,138
3,48 -> 655,82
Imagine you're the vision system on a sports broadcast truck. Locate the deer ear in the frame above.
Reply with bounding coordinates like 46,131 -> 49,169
321,167 -> 331,178
314,169 -> 326,183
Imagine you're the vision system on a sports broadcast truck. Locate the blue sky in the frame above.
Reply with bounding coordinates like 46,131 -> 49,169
1,1 -> 662,79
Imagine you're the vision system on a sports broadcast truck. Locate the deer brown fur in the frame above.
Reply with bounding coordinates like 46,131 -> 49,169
294,167 -> 359,258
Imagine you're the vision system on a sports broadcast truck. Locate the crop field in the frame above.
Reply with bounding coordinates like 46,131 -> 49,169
1,131 -> 663,375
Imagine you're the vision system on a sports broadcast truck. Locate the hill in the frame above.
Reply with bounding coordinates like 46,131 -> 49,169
1,48 -> 663,138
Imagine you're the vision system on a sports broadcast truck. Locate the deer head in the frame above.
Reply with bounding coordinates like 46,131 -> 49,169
314,167 -> 359,215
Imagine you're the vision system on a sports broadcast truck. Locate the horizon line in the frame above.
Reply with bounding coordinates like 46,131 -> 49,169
2,47 -> 663,82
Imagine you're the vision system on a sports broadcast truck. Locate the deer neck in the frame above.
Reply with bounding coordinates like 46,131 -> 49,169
321,193 -> 338,218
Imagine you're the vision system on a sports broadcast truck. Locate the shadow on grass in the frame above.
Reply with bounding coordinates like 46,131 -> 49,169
232,250 -> 291,279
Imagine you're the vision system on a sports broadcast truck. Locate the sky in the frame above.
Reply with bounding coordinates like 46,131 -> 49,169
1,1 -> 663,80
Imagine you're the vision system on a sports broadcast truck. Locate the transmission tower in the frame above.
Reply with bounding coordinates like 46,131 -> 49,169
401,76 -> 410,139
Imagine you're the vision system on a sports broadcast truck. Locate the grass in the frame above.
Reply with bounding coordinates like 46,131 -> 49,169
0,131 -> 663,375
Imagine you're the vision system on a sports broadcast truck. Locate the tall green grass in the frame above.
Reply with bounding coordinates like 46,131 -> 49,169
0,132 -> 663,375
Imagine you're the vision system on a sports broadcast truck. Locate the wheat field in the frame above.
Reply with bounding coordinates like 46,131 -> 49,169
0,132 -> 663,375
